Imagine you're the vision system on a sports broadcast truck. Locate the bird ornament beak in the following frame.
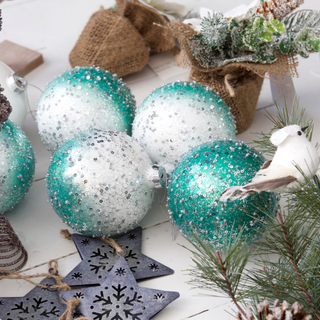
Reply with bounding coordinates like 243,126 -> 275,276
301,126 -> 308,132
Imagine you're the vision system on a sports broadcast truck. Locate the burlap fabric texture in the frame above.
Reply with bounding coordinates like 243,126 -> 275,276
69,0 -> 176,78
169,21 -> 299,134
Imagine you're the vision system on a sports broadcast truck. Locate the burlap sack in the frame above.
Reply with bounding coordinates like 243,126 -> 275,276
118,0 -> 176,53
69,8 -> 149,78
69,1 -> 176,77
169,21 -> 299,133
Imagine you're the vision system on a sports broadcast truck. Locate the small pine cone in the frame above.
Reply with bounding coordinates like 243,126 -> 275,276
0,87 -> 12,126
255,0 -> 304,20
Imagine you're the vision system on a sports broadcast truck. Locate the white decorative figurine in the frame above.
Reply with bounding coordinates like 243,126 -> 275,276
220,125 -> 320,201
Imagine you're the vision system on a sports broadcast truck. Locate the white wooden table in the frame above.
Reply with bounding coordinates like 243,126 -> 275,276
1,0 -> 320,319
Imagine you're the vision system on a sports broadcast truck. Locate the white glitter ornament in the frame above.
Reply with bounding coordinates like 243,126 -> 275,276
37,66 -> 136,153
46,130 -> 166,237
132,81 -> 236,172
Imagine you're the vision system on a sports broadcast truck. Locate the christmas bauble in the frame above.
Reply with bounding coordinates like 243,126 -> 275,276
167,140 -> 279,247
47,130 -> 166,237
132,81 -> 236,172
37,66 -> 136,153
0,120 -> 35,213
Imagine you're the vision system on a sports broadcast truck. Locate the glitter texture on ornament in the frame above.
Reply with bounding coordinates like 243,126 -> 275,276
132,81 -> 236,172
47,130 -> 164,237
37,66 -> 136,153
0,120 -> 35,214
167,140 -> 279,247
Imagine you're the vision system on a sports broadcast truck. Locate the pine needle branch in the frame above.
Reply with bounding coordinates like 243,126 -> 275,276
276,211 -> 320,319
288,170 -> 320,230
216,250 -> 247,319
183,226 -> 253,319
252,100 -> 314,156
244,205 -> 320,318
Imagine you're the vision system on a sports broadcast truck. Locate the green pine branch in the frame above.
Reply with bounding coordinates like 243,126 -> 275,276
252,100 -> 314,156
244,208 -> 320,319
184,226 -> 254,318
288,170 -> 320,230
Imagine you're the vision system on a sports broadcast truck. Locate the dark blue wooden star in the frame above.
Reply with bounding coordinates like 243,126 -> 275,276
63,227 -> 174,287
61,256 -> 179,320
0,277 -> 65,320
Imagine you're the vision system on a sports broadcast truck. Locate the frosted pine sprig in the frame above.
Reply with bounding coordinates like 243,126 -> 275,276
255,0 -> 304,20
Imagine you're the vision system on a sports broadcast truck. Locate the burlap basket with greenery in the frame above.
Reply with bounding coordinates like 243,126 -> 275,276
170,1 -> 320,133
69,0 -> 175,78
169,19 -> 300,134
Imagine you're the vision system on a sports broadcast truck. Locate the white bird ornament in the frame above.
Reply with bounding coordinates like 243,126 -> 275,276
220,125 -> 320,201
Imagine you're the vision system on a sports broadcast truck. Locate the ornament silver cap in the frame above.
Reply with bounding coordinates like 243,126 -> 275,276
148,165 -> 167,188
7,73 -> 28,94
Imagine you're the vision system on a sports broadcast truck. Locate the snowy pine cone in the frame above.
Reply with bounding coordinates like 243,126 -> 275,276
0,87 -> 12,126
255,0 -> 304,20
238,300 -> 311,320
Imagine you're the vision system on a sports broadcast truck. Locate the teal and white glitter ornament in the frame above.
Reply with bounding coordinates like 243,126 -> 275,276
167,140 -> 279,247
37,66 -> 136,153
0,106 -> 35,214
46,130 -> 166,237
132,81 -> 236,172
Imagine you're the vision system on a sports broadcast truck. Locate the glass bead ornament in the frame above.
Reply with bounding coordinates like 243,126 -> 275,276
37,66 -> 136,153
132,81 -> 236,172
46,130 -> 166,237
167,140 -> 279,247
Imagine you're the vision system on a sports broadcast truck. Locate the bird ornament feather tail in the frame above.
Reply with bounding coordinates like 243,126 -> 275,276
220,125 -> 319,202
220,175 -> 297,201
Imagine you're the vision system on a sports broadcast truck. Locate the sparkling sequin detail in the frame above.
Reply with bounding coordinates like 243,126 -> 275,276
46,130 -> 156,237
0,120 -> 35,214
37,66 -> 136,153
132,81 -> 236,171
167,140 -> 280,247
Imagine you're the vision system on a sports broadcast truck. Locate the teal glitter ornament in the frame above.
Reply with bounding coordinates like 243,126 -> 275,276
132,81 -> 236,172
46,130 -> 166,237
0,120 -> 35,213
37,66 -> 136,153
167,140 -> 279,247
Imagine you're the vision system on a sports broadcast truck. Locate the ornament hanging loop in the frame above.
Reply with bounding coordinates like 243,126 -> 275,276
49,267 -> 59,276
48,259 -> 59,274
7,73 -> 28,94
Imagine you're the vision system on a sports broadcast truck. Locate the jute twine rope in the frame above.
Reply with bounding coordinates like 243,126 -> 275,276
0,259 -> 91,319
0,259 -> 70,291
59,298 -> 90,320
60,229 -> 125,256
58,229 -> 126,319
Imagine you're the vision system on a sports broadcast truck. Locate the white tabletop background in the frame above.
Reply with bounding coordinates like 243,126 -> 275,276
0,0 -> 320,319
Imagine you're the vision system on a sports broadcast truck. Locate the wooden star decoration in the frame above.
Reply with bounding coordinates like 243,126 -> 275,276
0,277 -> 65,320
61,256 -> 179,320
63,227 -> 174,287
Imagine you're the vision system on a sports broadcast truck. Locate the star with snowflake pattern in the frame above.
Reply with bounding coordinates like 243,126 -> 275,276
0,277 -> 65,320
63,227 -> 173,287
61,256 -> 179,320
